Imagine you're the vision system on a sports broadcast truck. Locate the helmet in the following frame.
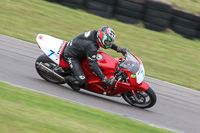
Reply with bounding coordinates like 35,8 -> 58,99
96,26 -> 116,49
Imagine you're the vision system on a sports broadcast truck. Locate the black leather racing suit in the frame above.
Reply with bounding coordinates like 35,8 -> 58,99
62,30 -> 120,87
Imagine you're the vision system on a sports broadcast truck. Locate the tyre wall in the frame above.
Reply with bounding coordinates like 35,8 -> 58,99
47,0 -> 200,40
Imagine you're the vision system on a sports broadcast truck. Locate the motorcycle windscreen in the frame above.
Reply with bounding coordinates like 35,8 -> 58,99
119,60 -> 140,74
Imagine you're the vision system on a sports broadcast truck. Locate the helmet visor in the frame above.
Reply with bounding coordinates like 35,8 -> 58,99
107,35 -> 112,42
104,35 -> 113,48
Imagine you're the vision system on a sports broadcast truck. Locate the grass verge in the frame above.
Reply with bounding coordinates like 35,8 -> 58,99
0,81 -> 173,133
0,0 -> 199,91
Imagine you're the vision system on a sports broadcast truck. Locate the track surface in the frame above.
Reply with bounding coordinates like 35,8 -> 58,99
0,34 -> 200,133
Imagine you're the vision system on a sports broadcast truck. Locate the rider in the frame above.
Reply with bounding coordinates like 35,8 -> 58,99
62,26 -> 128,91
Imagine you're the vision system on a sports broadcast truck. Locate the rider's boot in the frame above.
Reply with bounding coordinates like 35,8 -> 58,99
64,76 -> 81,91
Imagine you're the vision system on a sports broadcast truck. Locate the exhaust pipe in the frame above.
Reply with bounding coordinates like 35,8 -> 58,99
36,62 -> 65,82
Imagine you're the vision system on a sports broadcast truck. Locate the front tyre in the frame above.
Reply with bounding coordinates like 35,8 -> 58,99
35,54 -> 65,84
122,87 -> 157,108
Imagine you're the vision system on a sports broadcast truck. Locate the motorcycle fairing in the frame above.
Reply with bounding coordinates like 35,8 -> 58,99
134,81 -> 149,92
85,67 -> 148,96
36,34 -> 69,67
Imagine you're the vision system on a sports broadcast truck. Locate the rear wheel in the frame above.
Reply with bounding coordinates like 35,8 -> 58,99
35,54 -> 66,84
122,87 -> 156,108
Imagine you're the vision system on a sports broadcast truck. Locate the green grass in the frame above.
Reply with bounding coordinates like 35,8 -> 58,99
0,0 -> 200,91
155,0 -> 200,15
0,81 -> 173,133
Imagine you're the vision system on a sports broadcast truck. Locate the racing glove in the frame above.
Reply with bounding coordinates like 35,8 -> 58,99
117,47 -> 129,56
101,77 -> 115,86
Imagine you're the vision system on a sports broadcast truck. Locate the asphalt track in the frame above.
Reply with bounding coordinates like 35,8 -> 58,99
0,34 -> 200,133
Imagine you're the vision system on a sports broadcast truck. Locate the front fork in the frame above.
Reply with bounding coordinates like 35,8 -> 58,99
131,90 -> 140,101
130,81 -> 149,101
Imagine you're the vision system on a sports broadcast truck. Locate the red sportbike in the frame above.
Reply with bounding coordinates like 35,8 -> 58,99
35,34 -> 156,108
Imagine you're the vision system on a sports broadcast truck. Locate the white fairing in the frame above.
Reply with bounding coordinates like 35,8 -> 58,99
136,65 -> 145,84
36,34 -> 66,65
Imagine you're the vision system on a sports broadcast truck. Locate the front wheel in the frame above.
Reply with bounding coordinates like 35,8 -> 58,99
122,87 -> 157,108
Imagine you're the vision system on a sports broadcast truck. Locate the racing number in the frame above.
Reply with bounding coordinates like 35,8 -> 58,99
48,50 -> 55,57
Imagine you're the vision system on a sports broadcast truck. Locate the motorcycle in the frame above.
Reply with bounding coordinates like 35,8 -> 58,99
35,34 -> 157,108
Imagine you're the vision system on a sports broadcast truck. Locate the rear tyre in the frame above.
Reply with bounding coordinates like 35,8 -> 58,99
35,54 -> 65,84
122,87 -> 156,108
